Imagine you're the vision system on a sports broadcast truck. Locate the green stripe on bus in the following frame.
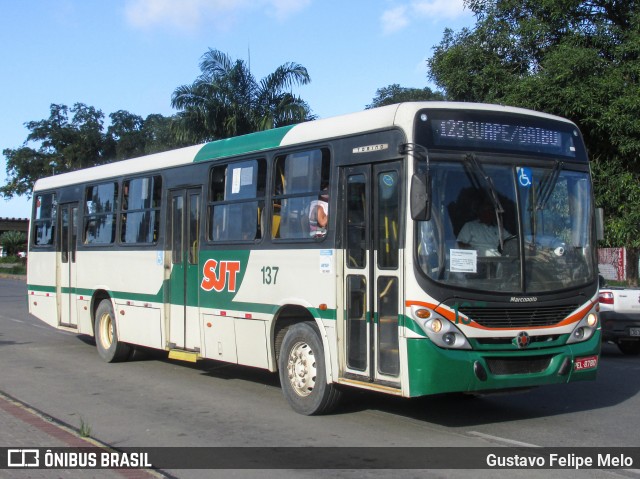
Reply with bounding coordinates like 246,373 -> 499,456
29,283 -> 337,321
193,125 -> 295,163
27,284 -> 56,293
60,287 -> 93,296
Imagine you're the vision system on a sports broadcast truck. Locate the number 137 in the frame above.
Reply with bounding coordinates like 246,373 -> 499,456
261,266 -> 279,285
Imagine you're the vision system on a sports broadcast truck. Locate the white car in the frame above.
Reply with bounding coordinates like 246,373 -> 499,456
599,276 -> 640,355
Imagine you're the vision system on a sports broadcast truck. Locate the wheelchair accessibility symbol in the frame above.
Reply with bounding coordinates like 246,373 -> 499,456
518,167 -> 533,188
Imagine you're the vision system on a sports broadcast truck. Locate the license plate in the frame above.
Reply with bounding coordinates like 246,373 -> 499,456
574,356 -> 598,371
630,328 -> 640,337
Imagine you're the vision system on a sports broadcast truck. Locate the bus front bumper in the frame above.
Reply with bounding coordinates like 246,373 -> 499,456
406,330 -> 601,397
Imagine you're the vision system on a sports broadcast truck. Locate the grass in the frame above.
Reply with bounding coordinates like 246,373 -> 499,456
0,255 -> 26,275
79,416 -> 92,438
0,256 -> 21,264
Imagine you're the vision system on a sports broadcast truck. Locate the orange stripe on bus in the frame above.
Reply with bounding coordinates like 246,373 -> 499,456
406,300 -> 595,330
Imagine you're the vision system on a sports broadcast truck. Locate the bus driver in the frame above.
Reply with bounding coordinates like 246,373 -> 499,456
457,198 -> 509,257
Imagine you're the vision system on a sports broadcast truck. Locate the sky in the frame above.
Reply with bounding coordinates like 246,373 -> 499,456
0,0 -> 475,219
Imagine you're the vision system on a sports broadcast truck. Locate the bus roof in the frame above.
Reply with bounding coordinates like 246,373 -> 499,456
33,102 -> 576,192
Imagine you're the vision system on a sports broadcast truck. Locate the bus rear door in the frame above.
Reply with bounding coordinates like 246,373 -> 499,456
57,203 -> 78,328
167,188 -> 202,354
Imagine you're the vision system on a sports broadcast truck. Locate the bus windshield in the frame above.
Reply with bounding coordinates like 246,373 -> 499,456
416,158 -> 595,293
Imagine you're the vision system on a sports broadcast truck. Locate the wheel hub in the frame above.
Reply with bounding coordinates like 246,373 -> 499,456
99,313 -> 113,350
287,341 -> 316,397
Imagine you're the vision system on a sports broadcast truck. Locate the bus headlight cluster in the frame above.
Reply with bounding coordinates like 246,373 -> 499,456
411,307 -> 471,350
566,312 -> 599,344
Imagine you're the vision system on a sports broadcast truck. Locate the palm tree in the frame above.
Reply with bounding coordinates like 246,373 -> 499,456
171,49 -> 315,144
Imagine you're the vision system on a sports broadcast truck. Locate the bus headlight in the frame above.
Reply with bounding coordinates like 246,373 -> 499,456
442,332 -> 456,346
430,317 -> 442,333
411,306 -> 471,350
566,312 -> 599,344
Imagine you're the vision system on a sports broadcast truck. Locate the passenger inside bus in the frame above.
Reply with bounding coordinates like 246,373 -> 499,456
309,184 -> 328,237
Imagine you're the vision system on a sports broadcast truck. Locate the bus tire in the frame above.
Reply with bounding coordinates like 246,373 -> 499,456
94,299 -> 131,363
278,321 -> 342,415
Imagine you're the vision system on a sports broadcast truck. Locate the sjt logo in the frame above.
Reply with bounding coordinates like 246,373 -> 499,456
201,259 -> 241,292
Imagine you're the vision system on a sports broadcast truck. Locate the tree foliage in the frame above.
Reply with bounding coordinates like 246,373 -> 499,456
171,49 -> 315,144
427,0 -> 640,279
366,84 -> 444,109
1,104 -> 181,198
0,230 -> 27,256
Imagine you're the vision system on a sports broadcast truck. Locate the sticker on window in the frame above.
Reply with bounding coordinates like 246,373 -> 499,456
450,249 -> 477,273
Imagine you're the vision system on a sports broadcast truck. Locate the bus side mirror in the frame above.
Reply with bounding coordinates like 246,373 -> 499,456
596,208 -> 604,241
411,174 -> 431,221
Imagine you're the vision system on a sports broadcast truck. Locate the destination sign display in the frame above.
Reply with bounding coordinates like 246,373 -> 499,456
436,120 -> 563,147
417,110 -> 585,160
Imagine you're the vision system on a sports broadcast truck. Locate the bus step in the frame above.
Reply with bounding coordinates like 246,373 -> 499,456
168,349 -> 199,363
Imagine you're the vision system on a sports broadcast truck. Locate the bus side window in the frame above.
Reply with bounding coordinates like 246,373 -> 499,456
84,182 -> 118,244
272,148 -> 330,240
120,175 -> 162,244
32,193 -> 57,247
208,159 -> 266,242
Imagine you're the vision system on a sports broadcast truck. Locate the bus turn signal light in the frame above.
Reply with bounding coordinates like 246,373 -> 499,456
415,308 -> 431,319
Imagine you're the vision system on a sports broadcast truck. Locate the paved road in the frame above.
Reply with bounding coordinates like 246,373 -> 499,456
1,278 -> 639,478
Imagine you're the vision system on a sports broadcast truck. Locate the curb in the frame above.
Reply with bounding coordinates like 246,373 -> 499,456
0,391 -> 167,478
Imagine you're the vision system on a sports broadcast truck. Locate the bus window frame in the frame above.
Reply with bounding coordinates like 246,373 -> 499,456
82,180 -> 119,247
118,174 -> 163,247
30,191 -> 58,249
205,157 -> 267,245
271,147 -> 332,243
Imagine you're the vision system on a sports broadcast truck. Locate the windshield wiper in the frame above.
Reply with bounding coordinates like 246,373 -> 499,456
536,160 -> 563,211
464,154 -> 506,250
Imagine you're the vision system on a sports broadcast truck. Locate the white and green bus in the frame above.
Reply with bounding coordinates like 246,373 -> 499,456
27,102 -> 601,415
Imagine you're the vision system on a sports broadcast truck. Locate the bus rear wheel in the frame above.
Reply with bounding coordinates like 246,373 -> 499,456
278,322 -> 342,415
95,299 -> 131,363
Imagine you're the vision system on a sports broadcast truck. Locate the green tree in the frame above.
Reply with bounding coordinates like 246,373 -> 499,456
106,111 -> 185,159
591,157 -> 640,284
427,0 -> 640,281
1,104 -> 181,199
0,231 -> 27,257
142,114 -> 187,155
106,110 -> 146,160
366,84 -> 444,109
171,49 -> 315,143
1,103 -> 106,198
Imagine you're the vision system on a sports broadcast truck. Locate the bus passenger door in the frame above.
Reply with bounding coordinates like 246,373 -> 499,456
168,188 -> 201,352
341,162 -> 402,385
57,203 -> 78,328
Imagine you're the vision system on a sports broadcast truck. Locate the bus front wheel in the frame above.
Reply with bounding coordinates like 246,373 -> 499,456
278,322 -> 342,415
94,299 -> 131,363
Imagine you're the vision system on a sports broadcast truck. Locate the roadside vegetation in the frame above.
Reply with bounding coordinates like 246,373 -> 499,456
0,256 -> 26,276
0,231 -> 27,276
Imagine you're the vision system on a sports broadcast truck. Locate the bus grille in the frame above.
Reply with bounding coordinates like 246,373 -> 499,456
486,356 -> 553,375
458,304 -> 578,328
